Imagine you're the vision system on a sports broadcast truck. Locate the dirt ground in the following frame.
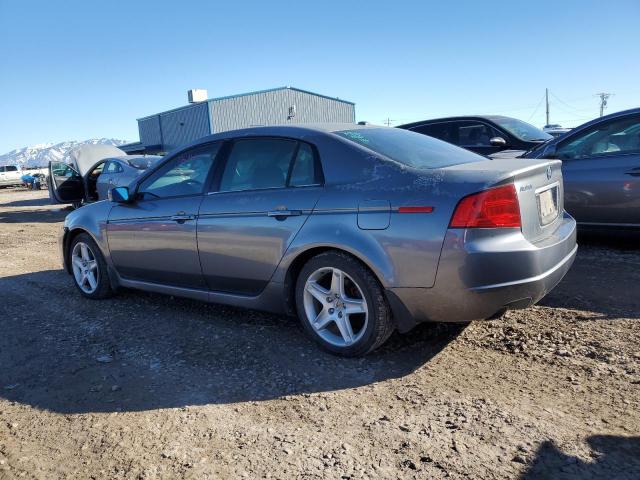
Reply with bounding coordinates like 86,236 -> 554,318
0,188 -> 638,479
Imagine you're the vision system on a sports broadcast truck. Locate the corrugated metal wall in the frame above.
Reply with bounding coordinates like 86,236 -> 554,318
138,116 -> 162,147
209,89 -> 355,133
159,102 -> 211,151
137,88 -> 355,152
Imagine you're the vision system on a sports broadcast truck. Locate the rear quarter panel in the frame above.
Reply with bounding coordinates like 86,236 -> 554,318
273,147 -> 489,289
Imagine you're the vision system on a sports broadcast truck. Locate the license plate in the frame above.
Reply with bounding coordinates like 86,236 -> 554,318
537,187 -> 558,226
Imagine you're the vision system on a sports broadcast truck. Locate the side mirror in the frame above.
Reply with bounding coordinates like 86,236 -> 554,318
489,136 -> 507,147
108,186 -> 131,203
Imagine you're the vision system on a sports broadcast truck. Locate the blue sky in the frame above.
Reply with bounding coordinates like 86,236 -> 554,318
0,0 -> 639,153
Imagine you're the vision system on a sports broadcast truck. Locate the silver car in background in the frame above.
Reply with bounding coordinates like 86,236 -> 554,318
48,144 -> 162,206
54,124 -> 577,356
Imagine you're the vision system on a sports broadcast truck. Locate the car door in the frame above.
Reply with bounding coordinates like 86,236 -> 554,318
48,161 -> 84,204
197,137 -> 323,295
411,121 -> 506,155
107,143 -> 221,288
455,121 -> 506,155
4,166 -> 20,184
552,114 -> 640,226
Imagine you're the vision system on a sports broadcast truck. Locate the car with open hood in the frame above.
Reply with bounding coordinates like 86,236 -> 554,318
48,144 -> 161,207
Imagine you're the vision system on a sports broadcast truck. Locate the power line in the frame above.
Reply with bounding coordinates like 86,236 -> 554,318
526,91 -> 547,122
595,92 -> 614,117
549,91 -> 594,114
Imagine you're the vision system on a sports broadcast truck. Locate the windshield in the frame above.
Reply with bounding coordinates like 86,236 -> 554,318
334,128 -> 484,169
492,117 -> 552,142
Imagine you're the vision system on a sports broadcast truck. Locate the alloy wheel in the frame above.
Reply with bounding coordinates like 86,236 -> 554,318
71,241 -> 99,294
303,267 -> 369,347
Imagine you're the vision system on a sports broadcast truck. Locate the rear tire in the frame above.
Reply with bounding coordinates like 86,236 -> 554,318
69,233 -> 113,299
295,251 -> 394,356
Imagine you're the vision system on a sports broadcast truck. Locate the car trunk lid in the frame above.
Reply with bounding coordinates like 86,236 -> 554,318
442,158 -> 564,243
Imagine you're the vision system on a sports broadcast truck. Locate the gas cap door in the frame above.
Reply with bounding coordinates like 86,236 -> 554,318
357,200 -> 391,230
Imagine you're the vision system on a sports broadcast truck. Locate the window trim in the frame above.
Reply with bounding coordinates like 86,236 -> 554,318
209,136 -> 324,194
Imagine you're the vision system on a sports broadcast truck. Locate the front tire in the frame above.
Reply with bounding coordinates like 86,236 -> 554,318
69,233 -> 113,299
295,251 -> 394,356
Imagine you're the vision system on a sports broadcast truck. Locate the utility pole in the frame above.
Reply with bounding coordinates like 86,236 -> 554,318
595,92 -> 613,117
545,88 -> 550,126
384,117 -> 395,127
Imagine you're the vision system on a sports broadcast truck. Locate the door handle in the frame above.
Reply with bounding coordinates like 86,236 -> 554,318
267,209 -> 302,218
625,168 -> 640,177
170,212 -> 195,223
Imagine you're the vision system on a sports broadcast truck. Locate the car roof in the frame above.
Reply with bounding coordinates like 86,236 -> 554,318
538,107 -> 640,149
562,107 -> 640,133
107,155 -> 163,161
168,123 -> 384,155
397,115 -> 513,129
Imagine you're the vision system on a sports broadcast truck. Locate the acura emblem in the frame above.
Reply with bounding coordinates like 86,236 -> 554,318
546,166 -> 552,180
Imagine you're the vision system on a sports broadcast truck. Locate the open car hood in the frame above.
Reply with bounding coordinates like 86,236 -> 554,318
68,144 -> 126,177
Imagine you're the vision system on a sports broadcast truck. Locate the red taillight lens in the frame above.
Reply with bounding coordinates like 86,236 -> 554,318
449,184 -> 521,228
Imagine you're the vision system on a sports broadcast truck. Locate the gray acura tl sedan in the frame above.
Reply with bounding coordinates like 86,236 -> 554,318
55,124 -> 577,356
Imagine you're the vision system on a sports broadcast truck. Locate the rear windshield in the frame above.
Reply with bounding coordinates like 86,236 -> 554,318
334,128 -> 483,169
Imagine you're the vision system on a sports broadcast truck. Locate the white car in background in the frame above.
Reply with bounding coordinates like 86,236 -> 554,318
543,124 -> 572,138
0,165 -> 23,187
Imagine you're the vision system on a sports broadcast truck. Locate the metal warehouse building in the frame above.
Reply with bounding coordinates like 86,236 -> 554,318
123,86 -> 356,154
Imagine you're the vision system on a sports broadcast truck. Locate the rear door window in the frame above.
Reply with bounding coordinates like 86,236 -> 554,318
5,165 -> 18,172
218,138 -> 311,192
289,143 -> 321,186
105,161 -> 123,174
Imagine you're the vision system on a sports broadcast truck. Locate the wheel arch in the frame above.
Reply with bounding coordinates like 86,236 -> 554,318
281,244 -> 390,317
63,228 -> 103,273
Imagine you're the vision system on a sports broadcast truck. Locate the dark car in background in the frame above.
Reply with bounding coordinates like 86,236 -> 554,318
523,108 -> 640,229
398,115 -> 552,156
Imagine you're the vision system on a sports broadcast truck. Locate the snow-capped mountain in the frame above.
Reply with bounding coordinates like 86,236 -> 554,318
0,138 -> 128,168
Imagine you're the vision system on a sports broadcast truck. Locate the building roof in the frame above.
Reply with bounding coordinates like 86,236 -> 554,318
137,86 -> 355,121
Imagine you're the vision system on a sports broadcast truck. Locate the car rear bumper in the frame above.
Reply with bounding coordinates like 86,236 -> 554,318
387,212 -> 577,331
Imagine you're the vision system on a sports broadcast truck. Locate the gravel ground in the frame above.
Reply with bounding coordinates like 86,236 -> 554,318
0,188 -> 639,479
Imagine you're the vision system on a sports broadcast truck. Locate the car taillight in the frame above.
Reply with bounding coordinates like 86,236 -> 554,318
449,184 -> 521,228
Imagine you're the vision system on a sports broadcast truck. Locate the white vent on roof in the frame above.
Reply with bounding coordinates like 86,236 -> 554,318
188,89 -> 208,103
